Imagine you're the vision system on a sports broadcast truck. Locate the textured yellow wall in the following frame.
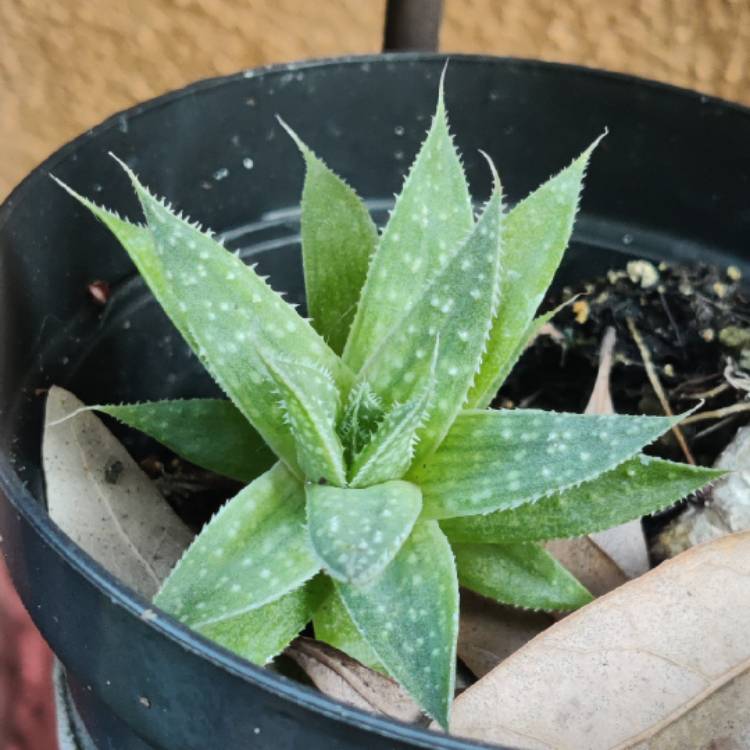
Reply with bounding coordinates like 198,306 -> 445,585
442,0 -> 750,101
3,0 -> 750,198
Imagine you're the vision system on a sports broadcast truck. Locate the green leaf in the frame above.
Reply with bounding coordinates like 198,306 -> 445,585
337,520 -> 459,728
442,456 -> 725,543
313,582 -> 384,671
348,342 -> 437,487
50,180 -> 203,353
452,542 -> 593,611
257,351 -> 345,486
467,136 -> 603,408
280,120 -> 378,355
198,578 -> 323,665
410,408 -> 687,519
155,463 -> 319,625
93,399 -> 273,483
339,381 -> 385,464
358,174 -> 503,463
306,481 -> 422,585
343,79 -> 474,373
64,163 -> 354,478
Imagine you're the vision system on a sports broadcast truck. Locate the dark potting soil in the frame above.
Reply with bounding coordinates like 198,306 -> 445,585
498,259 -> 750,539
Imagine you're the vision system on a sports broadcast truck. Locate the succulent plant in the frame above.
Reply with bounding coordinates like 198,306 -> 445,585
54,73 -> 721,728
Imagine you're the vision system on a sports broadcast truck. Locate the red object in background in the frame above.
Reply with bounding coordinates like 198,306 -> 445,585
0,560 -> 57,750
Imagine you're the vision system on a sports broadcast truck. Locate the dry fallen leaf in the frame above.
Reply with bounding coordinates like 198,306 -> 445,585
655,423 -> 750,559
457,590 -> 552,679
544,537 -> 628,598
447,531 -> 750,749
43,386 -> 193,599
578,326 -> 650,580
286,637 -> 423,724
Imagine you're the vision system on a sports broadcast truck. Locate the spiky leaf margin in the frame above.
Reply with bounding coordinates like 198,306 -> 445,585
442,456 -> 725,543
411,409 -> 690,518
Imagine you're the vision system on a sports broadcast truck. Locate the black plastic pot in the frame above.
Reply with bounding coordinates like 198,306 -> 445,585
1,53 -> 749,750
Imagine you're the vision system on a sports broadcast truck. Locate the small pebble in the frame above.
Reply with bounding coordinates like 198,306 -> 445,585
627,260 -> 660,289
572,299 -> 590,324
727,265 -> 742,282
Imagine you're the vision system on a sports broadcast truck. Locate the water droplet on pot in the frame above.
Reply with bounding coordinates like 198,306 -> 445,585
242,157 -> 254,170
213,167 -> 229,181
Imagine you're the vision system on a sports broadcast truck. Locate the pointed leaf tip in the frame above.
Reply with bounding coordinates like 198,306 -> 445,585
342,76 -> 473,372
276,115 -> 308,156
468,137 -> 602,407
477,149 -> 502,194
291,127 -> 378,353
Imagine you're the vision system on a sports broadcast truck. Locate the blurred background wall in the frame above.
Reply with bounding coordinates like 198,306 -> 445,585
2,0 -> 750,199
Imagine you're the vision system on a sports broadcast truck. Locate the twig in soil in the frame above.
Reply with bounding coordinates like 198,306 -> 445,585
518,390 -> 542,409
724,359 -> 750,393
626,317 -> 696,465
658,290 -> 684,349
680,401 -> 750,426
686,382 -> 730,401
691,415 -> 740,442
671,372 -> 722,393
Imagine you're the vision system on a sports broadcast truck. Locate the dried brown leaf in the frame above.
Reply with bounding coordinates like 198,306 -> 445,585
43,386 -> 193,599
545,537 -> 628,598
448,532 -> 750,749
286,637 -> 423,724
457,590 -> 552,679
582,326 -> 650,579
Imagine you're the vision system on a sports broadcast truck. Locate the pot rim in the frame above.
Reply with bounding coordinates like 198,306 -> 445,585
2,52 -> 749,749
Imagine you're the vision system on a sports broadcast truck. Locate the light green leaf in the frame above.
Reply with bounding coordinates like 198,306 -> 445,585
306,481 -> 422,584
155,463 -> 319,625
92,399 -> 273,483
348,343 -> 436,487
198,578 -> 323,665
257,351 -> 345,486
280,120 -> 378,355
452,542 -> 593,611
64,163 -> 354,478
339,381 -> 385,464
313,582 -> 384,671
50,180 -> 203,352
343,80 -> 474,373
358,176 -> 503,463
442,456 -> 725,543
468,137 -> 603,408
410,408 -> 687,519
337,520 -> 459,728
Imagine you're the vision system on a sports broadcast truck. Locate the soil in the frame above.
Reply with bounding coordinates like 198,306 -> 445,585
498,258 -> 750,540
